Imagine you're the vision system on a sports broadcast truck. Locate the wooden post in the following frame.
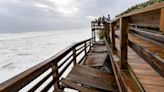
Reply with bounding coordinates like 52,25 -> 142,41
73,48 -> 76,65
160,8 -> 164,33
51,62 -> 60,89
105,23 -> 108,41
111,23 -> 116,52
120,17 -> 128,70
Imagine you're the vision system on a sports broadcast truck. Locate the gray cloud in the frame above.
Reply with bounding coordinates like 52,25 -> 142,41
0,0 -> 148,33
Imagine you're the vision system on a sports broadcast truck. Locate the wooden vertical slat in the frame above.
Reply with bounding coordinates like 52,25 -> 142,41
73,48 -> 77,65
120,17 -> 128,70
160,8 -> 164,33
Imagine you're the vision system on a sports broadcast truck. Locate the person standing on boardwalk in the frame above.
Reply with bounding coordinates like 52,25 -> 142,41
107,14 -> 111,21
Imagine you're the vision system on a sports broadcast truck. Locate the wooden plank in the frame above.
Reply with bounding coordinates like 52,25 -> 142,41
129,9 -> 160,28
84,53 -> 107,67
120,17 -> 128,69
66,64 -> 118,91
90,45 -> 107,53
121,72 -> 141,92
61,79 -> 102,92
128,33 -> 164,76
144,84 -> 164,92
126,43 -> 164,91
160,8 -> 164,32
137,75 -> 164,86
122,2 -> 164,17
54,88 -> 63,92
129,27 -> 164,44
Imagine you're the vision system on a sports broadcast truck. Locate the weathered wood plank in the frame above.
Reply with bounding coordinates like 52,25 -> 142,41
84,53 -> 107,67
90,45 -> 107,53
160,8 -> 164,32
120,17 -> 128,69
144,84 -> 164,92
137,75 -> 164,86
61,79 -> 102,92
66,64 -> 118,91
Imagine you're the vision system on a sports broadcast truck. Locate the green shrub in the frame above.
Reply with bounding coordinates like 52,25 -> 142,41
98,30 -> 105,39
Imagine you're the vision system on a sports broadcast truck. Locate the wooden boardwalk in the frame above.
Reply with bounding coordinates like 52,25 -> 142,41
1,3 -> 164,92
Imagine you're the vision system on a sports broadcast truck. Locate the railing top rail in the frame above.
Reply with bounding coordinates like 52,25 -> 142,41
0,37 -> 93,91
109,2 -> 164,23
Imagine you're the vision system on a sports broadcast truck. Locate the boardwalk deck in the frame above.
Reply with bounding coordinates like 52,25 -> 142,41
128,47 -> 164,92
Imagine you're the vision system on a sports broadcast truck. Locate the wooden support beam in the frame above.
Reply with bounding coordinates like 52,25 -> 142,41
160,8 -> 164,33
120,17 -> 128,70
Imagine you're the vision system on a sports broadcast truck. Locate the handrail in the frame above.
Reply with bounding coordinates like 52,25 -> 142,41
109,2 -> 164,24
104,37 -> 123,92
0,37 -> 93,92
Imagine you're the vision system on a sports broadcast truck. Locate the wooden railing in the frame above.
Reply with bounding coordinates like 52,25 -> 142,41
94,2 -> 164,92
0,38 -> 93,92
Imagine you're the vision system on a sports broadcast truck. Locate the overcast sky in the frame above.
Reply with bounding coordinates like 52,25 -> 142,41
0,0 -> 149,33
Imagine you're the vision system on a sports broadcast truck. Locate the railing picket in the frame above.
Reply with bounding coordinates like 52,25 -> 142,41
73,48 -> 77,65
